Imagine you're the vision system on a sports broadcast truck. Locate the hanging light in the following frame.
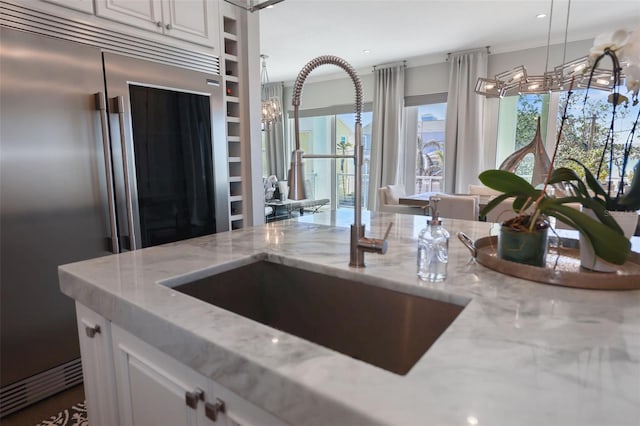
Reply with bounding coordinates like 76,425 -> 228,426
261,54 -> 282,126
473,2 -> 557,96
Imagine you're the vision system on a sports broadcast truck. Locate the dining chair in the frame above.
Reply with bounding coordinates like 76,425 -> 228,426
433,194 -> 479,221
483,198 -> 518,224
468,184 -> 500,196
378,185 -> 424,215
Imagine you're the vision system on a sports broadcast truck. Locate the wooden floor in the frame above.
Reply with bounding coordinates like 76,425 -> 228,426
1,384 -> 85,426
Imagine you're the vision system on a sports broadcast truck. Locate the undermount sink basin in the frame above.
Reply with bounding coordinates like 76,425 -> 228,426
167,258 -> 465,375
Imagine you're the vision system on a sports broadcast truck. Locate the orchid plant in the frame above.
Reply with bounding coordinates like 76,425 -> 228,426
580,25 -> 640,212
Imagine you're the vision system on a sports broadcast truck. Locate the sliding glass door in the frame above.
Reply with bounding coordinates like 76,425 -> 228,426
291,111 -> 372,209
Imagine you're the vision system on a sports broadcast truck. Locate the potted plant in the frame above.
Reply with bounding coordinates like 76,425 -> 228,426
479,84 -> 632,267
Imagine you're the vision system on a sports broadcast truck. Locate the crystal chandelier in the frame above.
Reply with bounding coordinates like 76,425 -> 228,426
261,54 -> 281,126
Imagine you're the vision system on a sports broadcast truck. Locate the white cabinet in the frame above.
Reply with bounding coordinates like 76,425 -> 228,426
75,304 -> 286,426
94,0 -> 218,47
111,324 -> 213,426
75,302 -> 120,426
42,0 -> 94,13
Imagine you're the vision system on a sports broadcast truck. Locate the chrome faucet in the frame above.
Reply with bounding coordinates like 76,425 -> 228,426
287,55 -> 391,267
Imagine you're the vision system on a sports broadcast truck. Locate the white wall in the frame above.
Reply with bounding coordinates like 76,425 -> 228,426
284,39 -> 593,111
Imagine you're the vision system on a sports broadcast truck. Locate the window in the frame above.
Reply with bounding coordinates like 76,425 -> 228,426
408,103 -> 446,193
291,111 -> 373,209
555,89 -> 639,188
496,89 -> 639,188
496,93 -> 550,182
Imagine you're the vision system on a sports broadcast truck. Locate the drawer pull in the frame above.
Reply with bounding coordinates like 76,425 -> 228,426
185,388 -> 205,409
85,325 -> 101,338
205,398 -> 226,421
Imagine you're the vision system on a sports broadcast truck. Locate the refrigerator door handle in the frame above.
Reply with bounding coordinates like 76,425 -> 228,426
95,92 -> 120,254
111,96 -> 137,250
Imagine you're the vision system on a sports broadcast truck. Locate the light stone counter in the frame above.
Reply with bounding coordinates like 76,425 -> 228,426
59,210 -> 640,426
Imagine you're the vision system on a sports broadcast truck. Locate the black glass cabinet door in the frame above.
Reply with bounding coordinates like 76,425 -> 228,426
129,85 -> 215,247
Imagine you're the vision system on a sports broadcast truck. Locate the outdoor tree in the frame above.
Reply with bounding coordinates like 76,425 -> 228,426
337,136 -> 353,202
512,90 -> 639,185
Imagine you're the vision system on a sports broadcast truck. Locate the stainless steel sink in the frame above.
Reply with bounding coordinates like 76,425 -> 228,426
169,260 -> 464,375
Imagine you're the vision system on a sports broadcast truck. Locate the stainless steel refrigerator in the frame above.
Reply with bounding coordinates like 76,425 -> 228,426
1,17 -> 227,415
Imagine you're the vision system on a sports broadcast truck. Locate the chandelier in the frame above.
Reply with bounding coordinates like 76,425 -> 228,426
261,54 -> 282,126
475,0 -> 616,98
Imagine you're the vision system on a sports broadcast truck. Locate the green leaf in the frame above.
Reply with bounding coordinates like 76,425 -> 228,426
480,193 -> 514,218
619,162 -> 640,211
554,196 -> 623,233
570,158 -> 607,199
544,203 -> 631,264
479,170 -> 538,197
549,167 -> 588,195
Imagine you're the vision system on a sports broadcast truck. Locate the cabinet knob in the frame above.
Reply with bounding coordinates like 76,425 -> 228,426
205,398 -> 226,422
156,21 -> 162,27
85,324 -> 101,338
165,23 -> 172,30
185,388 -> 205,409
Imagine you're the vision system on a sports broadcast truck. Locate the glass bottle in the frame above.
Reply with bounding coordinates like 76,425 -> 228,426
417,197 -> 449,282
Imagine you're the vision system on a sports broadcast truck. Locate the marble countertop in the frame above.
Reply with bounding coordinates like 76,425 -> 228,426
59,210 -> 640,426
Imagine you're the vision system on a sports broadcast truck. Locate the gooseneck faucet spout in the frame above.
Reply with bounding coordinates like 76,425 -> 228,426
288,55 -> 390,267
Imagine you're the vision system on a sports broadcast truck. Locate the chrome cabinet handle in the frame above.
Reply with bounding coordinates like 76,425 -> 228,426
185,388 -> 205,409
204,398 -> 226,422
94,93 -> 119,254
85,324 -> 101,338
111,96 -> 137,250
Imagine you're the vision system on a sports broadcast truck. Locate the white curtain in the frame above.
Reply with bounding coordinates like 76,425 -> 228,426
263,82 -> 286,180
444,49 -> 488,193
368,64 -> 405,210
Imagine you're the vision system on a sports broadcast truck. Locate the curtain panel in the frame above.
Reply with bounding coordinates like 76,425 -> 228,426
368,64 -> 406,210
263,82 -> 286,180
444,49 -> 488,194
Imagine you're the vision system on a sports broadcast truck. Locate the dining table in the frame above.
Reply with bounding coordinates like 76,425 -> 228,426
398,192 -> 494,210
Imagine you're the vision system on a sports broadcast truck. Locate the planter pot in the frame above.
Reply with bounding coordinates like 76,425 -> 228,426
498,225 -> 549,267
580,209 -> 638,272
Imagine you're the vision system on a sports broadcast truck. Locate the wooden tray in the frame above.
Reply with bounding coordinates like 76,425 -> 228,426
457,234 -> 640,290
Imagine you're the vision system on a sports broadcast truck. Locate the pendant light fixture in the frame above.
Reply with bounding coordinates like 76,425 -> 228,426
475,0 -> 617,97
260,54 -> 282,126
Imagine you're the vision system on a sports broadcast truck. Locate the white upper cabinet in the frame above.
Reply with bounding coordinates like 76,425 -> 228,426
42,0 -> 94,14
94,0 -> 218,47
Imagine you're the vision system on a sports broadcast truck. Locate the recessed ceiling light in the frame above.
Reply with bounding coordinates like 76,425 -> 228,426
536,13 -> 547,18
362,49 -> 371,54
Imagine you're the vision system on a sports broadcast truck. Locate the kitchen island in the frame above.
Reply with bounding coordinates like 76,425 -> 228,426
59,211 -> 640,426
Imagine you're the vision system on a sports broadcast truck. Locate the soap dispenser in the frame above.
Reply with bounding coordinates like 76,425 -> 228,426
417,197 -> 450,282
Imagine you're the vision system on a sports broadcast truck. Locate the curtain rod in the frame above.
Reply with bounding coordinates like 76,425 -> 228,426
372,60 -> 406,71
446,46 -> 490,61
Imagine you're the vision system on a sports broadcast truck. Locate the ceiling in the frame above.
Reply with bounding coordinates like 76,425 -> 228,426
259,0 -> 640,84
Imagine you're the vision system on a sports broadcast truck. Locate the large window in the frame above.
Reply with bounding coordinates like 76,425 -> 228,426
497,89 -> 639,189
496,93 -> 550,182
409,103 -> 447,193
291,111 -> 373,209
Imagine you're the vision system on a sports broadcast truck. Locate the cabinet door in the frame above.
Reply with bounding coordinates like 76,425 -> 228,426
94,0 -> 164,34
111,324 -> 213,426
162,0 -> 218,47
41,0 -> 94,13
75,303 -> 120,426
208,381 -> 287,426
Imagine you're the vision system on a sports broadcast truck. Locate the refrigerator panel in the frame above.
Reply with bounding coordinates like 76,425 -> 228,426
102,52 -> 228,250
0,28 -> 112,386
